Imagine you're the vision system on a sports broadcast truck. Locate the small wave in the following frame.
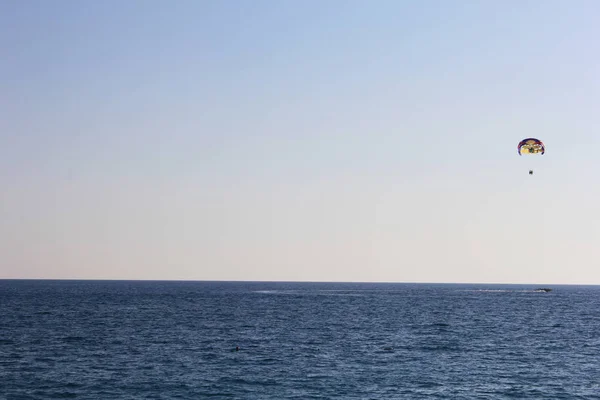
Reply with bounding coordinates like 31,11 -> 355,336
49,392 -> 78,399
420,343 -> 461,352
33,357 -> 55,363
62,336 -> 85,343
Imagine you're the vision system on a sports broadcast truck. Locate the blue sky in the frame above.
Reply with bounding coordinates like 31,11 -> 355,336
2,1 -> 600,283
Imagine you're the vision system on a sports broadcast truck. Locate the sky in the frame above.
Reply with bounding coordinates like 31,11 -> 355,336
1,0 -> 600,283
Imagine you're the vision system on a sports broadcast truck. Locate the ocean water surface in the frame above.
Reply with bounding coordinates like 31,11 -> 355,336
1,280 -> 600,399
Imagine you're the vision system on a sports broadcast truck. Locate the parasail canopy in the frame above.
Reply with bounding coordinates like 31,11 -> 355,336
518,138 -> 545,155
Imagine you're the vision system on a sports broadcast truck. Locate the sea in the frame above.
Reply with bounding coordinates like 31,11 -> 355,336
1,280 -> 600,399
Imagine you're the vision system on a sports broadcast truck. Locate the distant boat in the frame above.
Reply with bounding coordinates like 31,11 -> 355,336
535,288 -> 552,292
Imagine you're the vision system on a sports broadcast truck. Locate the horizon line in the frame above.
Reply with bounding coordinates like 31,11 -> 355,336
0,278 -> 596,286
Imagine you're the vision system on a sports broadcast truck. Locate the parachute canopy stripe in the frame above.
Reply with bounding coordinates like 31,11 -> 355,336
518,138 -> 545,155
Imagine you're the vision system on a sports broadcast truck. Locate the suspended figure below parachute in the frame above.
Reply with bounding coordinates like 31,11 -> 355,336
517,138 -> 545,175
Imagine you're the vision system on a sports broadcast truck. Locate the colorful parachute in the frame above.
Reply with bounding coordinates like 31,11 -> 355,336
518,138 -> 545,155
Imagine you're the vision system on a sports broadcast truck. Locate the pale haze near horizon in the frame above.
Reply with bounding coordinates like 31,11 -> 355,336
2,1 -> 599,284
